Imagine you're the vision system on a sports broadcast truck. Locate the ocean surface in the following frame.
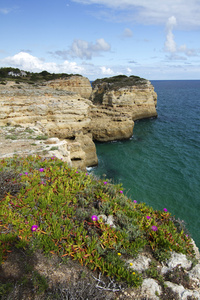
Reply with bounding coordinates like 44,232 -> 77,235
90,80 -> 200,249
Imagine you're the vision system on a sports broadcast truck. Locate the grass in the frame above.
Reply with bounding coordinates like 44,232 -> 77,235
0,155 -> 195,290
34,135 -> 48,140
49,146 -> 59,151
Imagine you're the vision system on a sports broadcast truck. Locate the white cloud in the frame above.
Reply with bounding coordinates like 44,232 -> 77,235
164,16 -> 200,59
100,66 -> 114,75
52,38 -> 111,60
71,0 -> 200,29
164,16 -> 177,53
126,67 -> 132,74
68,38 -> 111,59
0,52 -> 84,74
178,45 -> 199,57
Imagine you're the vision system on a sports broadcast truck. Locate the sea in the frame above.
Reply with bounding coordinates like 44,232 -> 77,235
89,80 -> 200,249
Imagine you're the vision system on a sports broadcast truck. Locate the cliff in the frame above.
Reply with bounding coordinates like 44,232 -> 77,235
91,75 -> 158,120
0,74 -> 157,169
47,75 -> 92,99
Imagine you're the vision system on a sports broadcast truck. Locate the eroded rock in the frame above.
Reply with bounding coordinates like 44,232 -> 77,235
161,252 -> 192,274
140,278 -> 161,300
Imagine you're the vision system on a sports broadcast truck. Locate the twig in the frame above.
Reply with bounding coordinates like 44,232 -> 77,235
92,272 -> 122,292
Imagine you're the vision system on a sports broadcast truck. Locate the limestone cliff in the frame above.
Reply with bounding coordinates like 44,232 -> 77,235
47,75 -> 92,99
0,74 -> 157,169
0,80 -> 96,170
89,106 -> 134,142
90,75 -> 157,120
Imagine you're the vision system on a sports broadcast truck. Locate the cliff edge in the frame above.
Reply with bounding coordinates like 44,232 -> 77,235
91,75 -> 157,120
0,74 -> 157,169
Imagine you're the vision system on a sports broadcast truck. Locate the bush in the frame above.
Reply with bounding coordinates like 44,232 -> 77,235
0,155 -> 195,287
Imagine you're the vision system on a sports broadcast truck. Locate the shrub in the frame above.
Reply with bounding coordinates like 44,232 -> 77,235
0,155 -> 195,287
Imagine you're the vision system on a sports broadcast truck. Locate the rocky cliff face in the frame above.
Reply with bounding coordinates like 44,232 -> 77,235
0,75 -> 157,169
91,75 -> 157,120
47,75 -> 92,99
0,80 -> 96,169
89,106 -> 134,142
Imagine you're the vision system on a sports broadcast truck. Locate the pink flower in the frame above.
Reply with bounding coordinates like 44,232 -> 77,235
39,168 -> 44,172
104,181 -> 107,185
76,171 -> 79,174
119,190 -> 123,194
31,225 -> 38,232
151,225 -> 158,231
163,208 -> 168,212
146,216 -> 151,220
91,215 -> 98,221
25,172 -> 28,175
133,200 -> 137,203
86,173 -> 88,176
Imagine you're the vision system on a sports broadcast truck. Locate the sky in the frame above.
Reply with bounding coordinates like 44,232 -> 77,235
0,0 -> 200,80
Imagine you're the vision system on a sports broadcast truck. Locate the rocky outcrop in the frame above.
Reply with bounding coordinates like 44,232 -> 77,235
0,81 -> 97,169
93,214 -> 200,299
0,125 -> 72,165
89,106 -> 134,142
90,75 -> 157,120
47,75 -> 92,99
0,75 -> 157,169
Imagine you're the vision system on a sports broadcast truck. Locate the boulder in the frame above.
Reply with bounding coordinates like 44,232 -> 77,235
140,278 -> 162,300
161,252 -> 192,274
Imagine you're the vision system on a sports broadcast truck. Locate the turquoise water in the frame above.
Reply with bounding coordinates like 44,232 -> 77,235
91,80 -> 200,249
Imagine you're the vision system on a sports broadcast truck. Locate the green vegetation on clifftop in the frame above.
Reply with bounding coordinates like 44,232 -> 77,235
0,155 -> 195,289
92,75 -> 147,90
0,67 -> 81,84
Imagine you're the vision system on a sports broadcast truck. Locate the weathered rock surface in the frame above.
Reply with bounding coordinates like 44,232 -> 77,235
98,214 -> 200,300
161,252 -> 192,274
0,125 -> 72,165
0,75 -> 157,168
89,106 -> 134,142
47,75 -> 92,99
91,75 -> 158,121
0,81 -> 96,169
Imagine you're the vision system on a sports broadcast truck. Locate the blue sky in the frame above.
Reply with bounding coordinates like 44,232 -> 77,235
0,0 -> 200,80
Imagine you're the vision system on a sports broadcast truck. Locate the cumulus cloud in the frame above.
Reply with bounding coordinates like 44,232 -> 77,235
71,0 -> 200,28
52,38 -> 111,60
0,52 -> 84,74
68,38 -> 111,59
164,16 -> 177,53
100,66 -> 114,75
164,16 -> 200,59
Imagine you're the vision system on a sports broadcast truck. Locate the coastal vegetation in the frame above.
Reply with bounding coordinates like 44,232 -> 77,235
92,75 -> 147,90
0,67 -> 81,84
0,155 -> 196,298
91,75 -> 148,104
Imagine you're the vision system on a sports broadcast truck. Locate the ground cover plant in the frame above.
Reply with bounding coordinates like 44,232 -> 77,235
0,155 -> 195,294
